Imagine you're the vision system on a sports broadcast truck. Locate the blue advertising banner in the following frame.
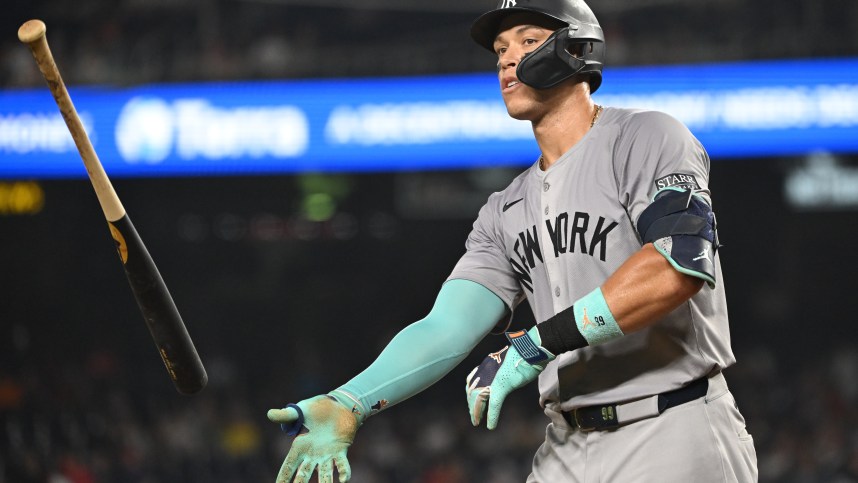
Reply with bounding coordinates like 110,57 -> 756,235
1,58 -> 857,178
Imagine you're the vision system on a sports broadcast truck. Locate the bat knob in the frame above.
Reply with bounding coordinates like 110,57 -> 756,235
18,19 -> 47,44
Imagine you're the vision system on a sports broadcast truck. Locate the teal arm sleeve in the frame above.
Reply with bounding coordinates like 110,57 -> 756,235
330,279 -> 507,423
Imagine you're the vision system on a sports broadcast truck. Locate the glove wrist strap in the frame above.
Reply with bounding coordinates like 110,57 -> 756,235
505,328 -> 553,365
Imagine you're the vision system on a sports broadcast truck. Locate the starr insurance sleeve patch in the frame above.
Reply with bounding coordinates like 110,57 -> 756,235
654,173 -> 700,191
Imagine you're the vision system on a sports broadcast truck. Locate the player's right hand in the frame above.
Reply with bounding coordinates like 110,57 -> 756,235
267,395 -> 359,483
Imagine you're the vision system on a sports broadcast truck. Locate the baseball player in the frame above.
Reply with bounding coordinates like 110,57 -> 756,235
268,1 -> 758,482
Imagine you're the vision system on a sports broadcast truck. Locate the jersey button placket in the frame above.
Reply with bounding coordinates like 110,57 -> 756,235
540,176 -> 564,313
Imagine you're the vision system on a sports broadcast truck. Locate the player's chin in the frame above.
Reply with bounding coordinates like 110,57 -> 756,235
504,103 -> 537,121
502,93 -> 540,121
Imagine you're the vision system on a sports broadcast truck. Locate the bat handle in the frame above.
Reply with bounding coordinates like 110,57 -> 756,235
18,19 -> 46,44
18,19 -> 126,222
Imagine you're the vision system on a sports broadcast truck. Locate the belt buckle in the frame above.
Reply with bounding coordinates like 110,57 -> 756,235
573,408 -> 596,432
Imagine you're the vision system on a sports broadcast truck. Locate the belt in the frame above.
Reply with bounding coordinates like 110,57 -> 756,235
562,376 -> 709,432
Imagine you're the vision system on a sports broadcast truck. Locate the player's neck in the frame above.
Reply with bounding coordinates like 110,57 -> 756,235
532,87 -> 596,170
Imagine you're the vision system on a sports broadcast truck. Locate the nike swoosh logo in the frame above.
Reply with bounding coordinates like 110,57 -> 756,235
503,198 -> 524,212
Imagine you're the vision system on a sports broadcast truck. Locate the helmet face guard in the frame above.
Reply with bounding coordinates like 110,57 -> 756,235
471,0 -> 605,93
516,26 -> 604,91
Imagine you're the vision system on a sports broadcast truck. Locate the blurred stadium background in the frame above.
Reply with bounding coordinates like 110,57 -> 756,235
1,0 -> 857,481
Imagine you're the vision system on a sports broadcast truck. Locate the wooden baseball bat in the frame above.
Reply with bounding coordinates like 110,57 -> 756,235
18,19 -> 208,395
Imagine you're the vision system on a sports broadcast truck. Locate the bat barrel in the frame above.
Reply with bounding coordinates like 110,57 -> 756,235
112,215 -> 208,394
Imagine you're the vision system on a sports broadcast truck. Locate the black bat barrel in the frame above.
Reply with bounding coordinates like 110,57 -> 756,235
108,214 -> 208,394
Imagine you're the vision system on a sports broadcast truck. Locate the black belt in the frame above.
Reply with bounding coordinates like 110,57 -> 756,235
562,376 -> 709,432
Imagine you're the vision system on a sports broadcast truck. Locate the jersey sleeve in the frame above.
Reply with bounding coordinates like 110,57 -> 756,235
447,194 -> 525,315
613,110 -> 712,225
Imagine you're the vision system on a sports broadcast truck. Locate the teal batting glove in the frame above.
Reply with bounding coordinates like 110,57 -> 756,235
465,327 -> 555,430
267,394 -> 360,483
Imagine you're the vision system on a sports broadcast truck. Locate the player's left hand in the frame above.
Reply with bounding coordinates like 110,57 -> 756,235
465,327 -> 555,430
267,395 -> 359,483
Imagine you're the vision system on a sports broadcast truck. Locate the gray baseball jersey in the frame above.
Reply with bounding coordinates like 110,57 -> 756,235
448,107 -> 735,410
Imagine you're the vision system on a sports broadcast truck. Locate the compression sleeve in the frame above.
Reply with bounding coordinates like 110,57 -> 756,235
330,279 -> 507,423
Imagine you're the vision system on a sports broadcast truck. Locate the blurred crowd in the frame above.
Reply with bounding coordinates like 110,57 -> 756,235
1,333 -> 856,483
2,0 -> 855,88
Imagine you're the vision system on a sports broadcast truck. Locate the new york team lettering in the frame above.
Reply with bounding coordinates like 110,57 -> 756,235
510,225 -> 542,293
509,211 -> 618,293
545,212 -> 618,261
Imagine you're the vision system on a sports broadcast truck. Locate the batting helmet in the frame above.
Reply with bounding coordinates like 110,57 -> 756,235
471,0 -> 605,92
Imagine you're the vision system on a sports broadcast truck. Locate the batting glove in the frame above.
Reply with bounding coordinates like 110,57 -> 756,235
267,395 -> 360,483
466,327 -> 555,430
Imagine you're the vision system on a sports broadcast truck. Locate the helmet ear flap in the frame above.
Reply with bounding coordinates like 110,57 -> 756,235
568,42 -> 593,59
517,27 -> 588,90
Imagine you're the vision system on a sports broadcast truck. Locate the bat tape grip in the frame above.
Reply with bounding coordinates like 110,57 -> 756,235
280,403 -> 305,436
